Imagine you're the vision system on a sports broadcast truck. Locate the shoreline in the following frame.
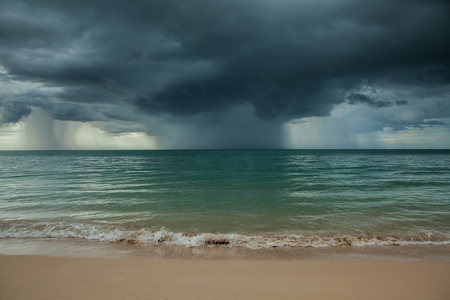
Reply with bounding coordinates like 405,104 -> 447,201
1,237 -> 450,261
2,239 -> 449,299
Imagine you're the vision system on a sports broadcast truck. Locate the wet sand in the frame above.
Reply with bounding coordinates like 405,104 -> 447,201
1,254 -> 449,300
1,239 -> 450,299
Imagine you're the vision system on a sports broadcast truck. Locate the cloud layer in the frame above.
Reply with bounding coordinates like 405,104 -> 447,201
0,0 -> 449,148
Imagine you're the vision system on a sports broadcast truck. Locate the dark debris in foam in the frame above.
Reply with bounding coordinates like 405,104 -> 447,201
204,237 -> 230,245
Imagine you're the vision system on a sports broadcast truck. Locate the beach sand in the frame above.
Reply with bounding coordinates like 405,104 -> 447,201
1,252 -> 450,300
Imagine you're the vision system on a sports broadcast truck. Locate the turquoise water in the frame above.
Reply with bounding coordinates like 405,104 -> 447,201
1,150 -> 449,248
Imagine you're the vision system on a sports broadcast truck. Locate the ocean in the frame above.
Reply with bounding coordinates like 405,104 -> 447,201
1,149 -> 449,249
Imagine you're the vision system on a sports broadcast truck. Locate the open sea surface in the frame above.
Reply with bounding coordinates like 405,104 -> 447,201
1,150 -> 449,249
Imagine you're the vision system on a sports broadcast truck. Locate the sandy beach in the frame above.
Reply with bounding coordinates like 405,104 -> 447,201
2,250 -> 450,300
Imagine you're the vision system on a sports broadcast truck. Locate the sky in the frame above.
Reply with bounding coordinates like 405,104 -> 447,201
0,0 -> 449,150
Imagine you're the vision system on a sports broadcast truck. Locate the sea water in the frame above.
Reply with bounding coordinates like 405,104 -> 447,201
1,150 -> 449,248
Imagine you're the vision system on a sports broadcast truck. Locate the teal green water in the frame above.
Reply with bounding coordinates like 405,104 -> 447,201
1,150 -> 449,247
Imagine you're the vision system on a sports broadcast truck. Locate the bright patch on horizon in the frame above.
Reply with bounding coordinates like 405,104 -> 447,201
0,108 -> 157,150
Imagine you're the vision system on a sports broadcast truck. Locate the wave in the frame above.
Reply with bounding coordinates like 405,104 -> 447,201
1,221 -> 449,249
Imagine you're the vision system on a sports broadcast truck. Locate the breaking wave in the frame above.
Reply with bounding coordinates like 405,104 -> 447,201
1,221 -> 449,249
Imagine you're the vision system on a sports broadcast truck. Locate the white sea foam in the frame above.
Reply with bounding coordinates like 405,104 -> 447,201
1,221 -> 449,249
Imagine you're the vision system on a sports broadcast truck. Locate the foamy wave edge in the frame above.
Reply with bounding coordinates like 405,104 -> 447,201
1,221 -> 449,249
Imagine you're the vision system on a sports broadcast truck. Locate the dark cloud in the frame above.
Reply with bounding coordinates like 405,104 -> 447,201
421,119 -> 447,126
346,93 -> 411,108
346,93 -> 392,108
395,100 -> 409,106
0,101 -> 31,123
0,0 -> 449,147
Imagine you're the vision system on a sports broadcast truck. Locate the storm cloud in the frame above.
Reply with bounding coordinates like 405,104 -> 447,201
0,101 -> 31,123
0,0 -> 449,148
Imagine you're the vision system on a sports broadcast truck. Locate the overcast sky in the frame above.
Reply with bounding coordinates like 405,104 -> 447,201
0,0 -> 449,149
